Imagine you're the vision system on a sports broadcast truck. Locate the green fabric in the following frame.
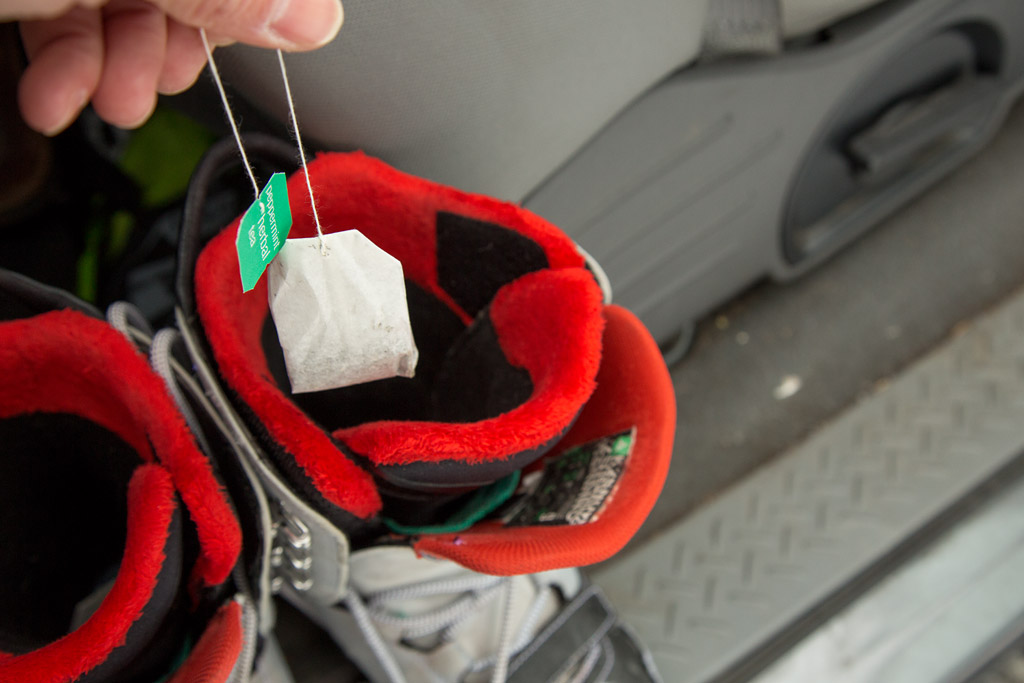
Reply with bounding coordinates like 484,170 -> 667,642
74,209 -> 135,302
74,217 -> 104,302
74,107 -> 213,301
385,471 -> 521,536
107,210 -> 135,260
153,637 -> 192,683
119,108 -> 215,208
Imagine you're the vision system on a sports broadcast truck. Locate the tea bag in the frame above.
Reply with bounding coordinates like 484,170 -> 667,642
267,231 -> 419,393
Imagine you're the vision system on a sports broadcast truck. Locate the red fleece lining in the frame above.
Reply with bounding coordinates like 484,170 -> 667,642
195,152 -> 594,511
167,600 -> 243,683
337,269 -> 604,466
0,311 -> 240,587
286,152 -> 584,321
196,228 -> 383,519
414,305 -> 676,575
0,465 -> 176,682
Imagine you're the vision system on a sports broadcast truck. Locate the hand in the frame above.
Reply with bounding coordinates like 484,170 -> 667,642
5,0 -> 344,135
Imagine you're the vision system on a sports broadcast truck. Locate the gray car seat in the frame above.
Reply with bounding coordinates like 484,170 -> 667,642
211,0 -> 1024,358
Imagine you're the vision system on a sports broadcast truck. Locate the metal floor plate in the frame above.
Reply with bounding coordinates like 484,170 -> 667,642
753,448 -> 1024,683
591,284 -> 1024,682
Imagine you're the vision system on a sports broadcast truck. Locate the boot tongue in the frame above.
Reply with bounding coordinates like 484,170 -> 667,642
350,546 -> 470,594
348,546 -> 581,677
370,299 -> 571,523
349,546 -> 488,652
373,294 -> 550,529
428,303 -> 534,425
348,546 -> 583,623
335,268 -> 604,500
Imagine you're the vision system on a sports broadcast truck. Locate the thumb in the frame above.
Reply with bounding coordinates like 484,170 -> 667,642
152,0 -> 344,51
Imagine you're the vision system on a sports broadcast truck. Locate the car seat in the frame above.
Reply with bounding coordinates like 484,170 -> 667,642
207,0 -> 1024,358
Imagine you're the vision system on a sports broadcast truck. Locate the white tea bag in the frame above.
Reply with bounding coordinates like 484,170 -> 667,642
267,231 -> 419,393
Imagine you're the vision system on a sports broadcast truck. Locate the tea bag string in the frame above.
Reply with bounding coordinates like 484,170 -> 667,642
199,29 -> 326,253
199,29 -> 258,199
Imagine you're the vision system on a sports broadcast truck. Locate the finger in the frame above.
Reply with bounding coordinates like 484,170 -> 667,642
206,32 -> 236,48
91,0 -> 167,129
157,18 -> 206,95
151,0 -> 343,52
18,8 -> 103,135
1,0 -> 105,22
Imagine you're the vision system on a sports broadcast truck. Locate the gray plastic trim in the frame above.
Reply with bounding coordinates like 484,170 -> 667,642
703,0 -> 783,56
525,0 -> 1024,347
591,283 -> 1024,682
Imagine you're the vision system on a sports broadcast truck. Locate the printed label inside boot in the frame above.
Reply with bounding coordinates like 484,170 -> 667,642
501,428 -> 635,527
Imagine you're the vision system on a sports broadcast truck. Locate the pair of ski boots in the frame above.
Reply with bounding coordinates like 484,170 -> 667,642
0,136 -> 674,683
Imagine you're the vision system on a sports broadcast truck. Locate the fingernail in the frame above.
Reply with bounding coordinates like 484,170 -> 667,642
41,88 -> 89,137
268,0 -> 343,49
122,100 -> 156,130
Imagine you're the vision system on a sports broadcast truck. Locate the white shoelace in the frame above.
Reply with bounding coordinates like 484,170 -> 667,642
346,573 -> 558,683
105,310 -> 234,455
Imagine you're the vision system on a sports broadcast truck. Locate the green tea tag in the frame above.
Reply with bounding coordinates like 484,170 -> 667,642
236,173 -> 292,292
